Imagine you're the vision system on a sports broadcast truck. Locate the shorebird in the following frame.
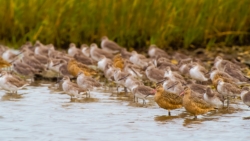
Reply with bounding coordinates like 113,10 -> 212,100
81,44 -> 90,57
216,78 -> 241,109
164,67 -> 186,84
121,48 -> 132,59
178,58 -> 192,77
0,57 -> 11,68
148,44 -> 169,59
180,87 -> 214,119
67,59 -> 97,77
129,51 -> 148,69
2,50 -> 19,63
21,55 -> 46,72
77,71 -> 101,95
74,52 -> 93,65
68,43 -> 81,57
187,80 -> 207,95
90,43 -> 113,61
131,84 -> 156,105
112,54 -> 124,70
113,68 -> 130,94
162,77 -> 184,95
101,36 -> 123,54
155,85 -> 182,116
0,71 -> 29,93
145,63 -> 165,83
214,56 -> 241,71
61,76 -> 88,99
189,62 -> 209,82
124,75 -> 143,92
155,57 -> 178,71
34,42 -> 49,57
103,64 -> 116,82
12,60 -> 37,81
241,87 -> 250,107
97,56 -> 112,71
204,87 -> 224,108
223,64 -> 250,83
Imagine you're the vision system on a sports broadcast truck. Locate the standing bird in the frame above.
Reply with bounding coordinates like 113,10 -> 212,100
241,87 -> 250,107
180,87 -> 214,119
131,84 -> 156,105
155,85 -> 183,116
216,78 -> 241,109
0,71 -> 29,93
61,76 -> 88,99
101,36 -> 123,54
189,62 -> 209,82
203,87 -> 224,108
77,71 -> 101,95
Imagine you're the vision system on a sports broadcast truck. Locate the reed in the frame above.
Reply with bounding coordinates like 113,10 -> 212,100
0,0 -> 249,49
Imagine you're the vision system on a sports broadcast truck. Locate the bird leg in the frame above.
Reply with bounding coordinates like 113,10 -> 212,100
194,115 -> 197,120
227,96 -> 230,111
116,85 -> 119,94
168,110 -> 171,116
124,87 -> 127,95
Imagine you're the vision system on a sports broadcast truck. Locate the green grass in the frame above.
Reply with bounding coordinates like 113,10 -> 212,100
0,0 -> 249,49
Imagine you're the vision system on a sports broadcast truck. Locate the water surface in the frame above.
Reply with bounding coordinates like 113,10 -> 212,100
0,81 -> 249,141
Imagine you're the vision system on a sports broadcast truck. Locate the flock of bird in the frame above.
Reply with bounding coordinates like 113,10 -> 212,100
0,36 -> 250,119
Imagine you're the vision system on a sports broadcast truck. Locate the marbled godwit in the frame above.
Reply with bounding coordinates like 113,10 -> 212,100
155,85 -> 182,116
180,87 -> 214,119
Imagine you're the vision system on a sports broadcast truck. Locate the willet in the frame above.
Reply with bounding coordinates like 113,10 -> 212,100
155,85 -> 182,116
90,43 -> 113,61
145,63 -> 165,83
81,44 -> 90,57
214,56 -> 241,71
189,62 -> 209,82
68,43 -> 81,57
97,56 -> 112,71
164,66 -> 186,84
129,51 -> 148,69
101,36 -> 123,54
12,60 -> 37,81
241,87 -> 250,107
74,53 -> 93,65
131,84 -> 156,105
0,71 -> 29,93
148,44 -> 169,59
77,71 -> 101,95
216,78 -> 241,109
204,87 -> 224,108
61,76 -> 88,99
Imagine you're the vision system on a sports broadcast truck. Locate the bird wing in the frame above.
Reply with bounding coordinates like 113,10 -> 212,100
190,93 -> 213,109
103,40 -> 122,50
137,86 -> 155,95
162,91 -> 182,104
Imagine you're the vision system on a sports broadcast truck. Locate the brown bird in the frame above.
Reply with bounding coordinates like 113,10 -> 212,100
73,52 -> 93,65
155,85 -> 183,116
112,54 -> 124,70
180,87 -> 214,119
67,59 -> 96,77
0,57 -> 11,68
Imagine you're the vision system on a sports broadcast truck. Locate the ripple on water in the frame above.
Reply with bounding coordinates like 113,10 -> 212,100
0,81 -> 250,140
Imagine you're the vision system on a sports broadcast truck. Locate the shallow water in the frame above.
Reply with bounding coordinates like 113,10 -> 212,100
0,81 -> 250,141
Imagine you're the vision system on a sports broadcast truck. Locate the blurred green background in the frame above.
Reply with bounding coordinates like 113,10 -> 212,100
0,0 -> 249,49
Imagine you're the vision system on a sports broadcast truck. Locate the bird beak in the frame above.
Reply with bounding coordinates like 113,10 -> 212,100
179,91 -> 185,96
